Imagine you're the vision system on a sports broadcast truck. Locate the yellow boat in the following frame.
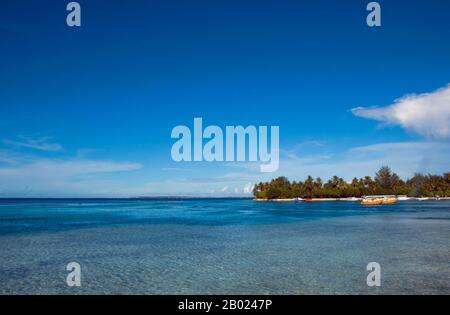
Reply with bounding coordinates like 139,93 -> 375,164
361,197 -> 383,205
381,197 -> 398,204
361,196 -> 398,205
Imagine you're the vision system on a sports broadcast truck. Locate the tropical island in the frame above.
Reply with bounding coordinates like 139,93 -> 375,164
253,166 -> 450,200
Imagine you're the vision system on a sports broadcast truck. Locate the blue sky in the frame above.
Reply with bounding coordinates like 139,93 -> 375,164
1,0 -> 449,197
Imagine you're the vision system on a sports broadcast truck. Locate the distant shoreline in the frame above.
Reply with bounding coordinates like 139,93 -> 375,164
0,196 -> 448,202
0,196 -> 254,201
254,197 -> 450,202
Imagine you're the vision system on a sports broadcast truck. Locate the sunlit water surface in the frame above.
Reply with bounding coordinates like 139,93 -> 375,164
0,199 -> 449,294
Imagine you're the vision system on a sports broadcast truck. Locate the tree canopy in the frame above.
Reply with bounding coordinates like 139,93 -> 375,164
253,166 -> 450,199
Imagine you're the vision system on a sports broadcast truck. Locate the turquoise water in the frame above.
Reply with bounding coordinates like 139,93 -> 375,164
0,199 -> 449,294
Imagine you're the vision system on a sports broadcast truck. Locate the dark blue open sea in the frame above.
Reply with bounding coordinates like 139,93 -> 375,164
0,198 -> 449,294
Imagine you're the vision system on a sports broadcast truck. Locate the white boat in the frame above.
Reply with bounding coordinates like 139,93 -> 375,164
397,195 -> 411,201
416,197 -> 430,201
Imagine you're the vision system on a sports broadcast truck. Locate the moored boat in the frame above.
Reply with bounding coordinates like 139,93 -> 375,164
361,196 -> 383,205
361,195 -> 398,205
381,196 -> 398,204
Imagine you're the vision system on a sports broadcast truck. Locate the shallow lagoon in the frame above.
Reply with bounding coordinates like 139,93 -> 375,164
0,199 -> 449,294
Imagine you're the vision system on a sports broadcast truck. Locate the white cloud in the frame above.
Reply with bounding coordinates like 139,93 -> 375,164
0,159 -> 142,176
0,150 -> 25,166
0,157 -> 142,197
352,84 -> 450,139
349,141 -> 428,154
3,136 -> 63,152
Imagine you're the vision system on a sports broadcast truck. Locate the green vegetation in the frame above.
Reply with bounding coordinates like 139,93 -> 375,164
253,166 -> 450,199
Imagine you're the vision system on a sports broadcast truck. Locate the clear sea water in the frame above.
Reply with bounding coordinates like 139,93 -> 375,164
0,198 -> 449,294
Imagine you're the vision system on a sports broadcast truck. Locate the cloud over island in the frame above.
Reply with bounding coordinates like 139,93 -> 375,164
352,84 -> 450,139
